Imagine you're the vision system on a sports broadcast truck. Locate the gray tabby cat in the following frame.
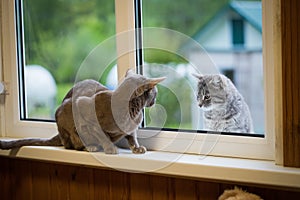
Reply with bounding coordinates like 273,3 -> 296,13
193,74 -> 253,133
0,70 -> 165,154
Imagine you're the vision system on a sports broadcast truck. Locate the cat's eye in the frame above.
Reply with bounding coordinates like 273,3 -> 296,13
145,88 -> 152,94
204,95 -> 211,100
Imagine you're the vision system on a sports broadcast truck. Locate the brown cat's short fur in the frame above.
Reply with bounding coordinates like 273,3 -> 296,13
0,70 -> 165,154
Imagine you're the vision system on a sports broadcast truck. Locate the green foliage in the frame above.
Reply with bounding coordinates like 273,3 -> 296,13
23,0 -> 115,84
144,63 -> 194,129
150,84 -> 193,129
55,83 -> 74,107
144,49 -> 187,64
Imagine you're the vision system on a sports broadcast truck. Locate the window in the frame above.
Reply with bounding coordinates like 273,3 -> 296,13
1,0 -> 133,138
221,69 -> 235,84
139,0 -> 264,133
231,19 -> 245,46
17,0 -> 116,121
136,0 -> 272,159
1,0 -> 274,160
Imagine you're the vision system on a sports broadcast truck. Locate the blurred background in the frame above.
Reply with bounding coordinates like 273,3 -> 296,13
22,0 -> 264,134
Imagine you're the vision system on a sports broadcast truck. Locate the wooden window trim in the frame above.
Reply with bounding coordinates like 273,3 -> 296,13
280,0 -> 300,167
273,0 -> 300,167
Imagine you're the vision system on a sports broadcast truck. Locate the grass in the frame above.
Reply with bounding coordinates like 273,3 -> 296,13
56,83 -> 74,107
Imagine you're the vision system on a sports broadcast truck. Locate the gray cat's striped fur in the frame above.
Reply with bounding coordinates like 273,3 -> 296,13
194,74 -> 253,133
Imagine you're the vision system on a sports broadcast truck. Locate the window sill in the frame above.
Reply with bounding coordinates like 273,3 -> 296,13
0,145 -> 300,189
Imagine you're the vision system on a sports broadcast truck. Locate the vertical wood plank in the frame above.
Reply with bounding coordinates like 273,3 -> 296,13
50,164 -> 70,200
68,166 -> 94,200
197,181 -> 220,200
290,0 -> 300,167
110,170 -> 130,200
130,173 -> 152,200
282,0 -> 293,167
93,168 -> 111,199
281,0 -> 300,167
151,176 -> 175,200
273,0 -> 284,166
14,159 -> 33,200
0,156 -> 12,200
31,161 -> 51,200
174,178 -> 197,200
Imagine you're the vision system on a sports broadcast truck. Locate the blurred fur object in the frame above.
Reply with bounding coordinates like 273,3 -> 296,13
218,187 -> 262,200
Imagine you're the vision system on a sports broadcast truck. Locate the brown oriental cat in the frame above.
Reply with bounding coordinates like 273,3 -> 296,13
0,70 -> 165,154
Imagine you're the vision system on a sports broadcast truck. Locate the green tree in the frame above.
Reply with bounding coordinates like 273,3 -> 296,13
142,0 -> 229,64
23,0 -> 115,84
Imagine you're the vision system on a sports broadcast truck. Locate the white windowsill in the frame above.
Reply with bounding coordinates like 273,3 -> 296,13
1,145 -> 300,189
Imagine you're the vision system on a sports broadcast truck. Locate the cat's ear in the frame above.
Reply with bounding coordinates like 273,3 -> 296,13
147,77 -> 166,89
134,77 -> 166,97
125,69 -> 135,77
192,73 -> 203,79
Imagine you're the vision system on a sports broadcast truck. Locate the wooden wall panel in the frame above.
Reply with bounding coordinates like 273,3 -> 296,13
0,157 -> 13,200
197,182 -> 220,200
281,0 -> 300,167
1,156 -> 300,200
31,162 -> 51,200
150,176 -> 175,200
130,173 -> 152,200
12,158 -> 33,200
68,167 -> 95,200
93,167 -> 111,199
174,178 -> 198,200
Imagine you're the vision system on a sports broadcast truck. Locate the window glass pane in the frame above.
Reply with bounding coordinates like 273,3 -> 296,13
19,0 -> 116,120
232,19 -> 245,45
141,0 -> 264,134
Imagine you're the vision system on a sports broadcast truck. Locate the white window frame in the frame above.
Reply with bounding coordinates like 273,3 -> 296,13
0,0 -> 275,160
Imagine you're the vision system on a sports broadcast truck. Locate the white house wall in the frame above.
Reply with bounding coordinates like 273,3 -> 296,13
195,11 -> 262,51
198,16 -> 231,50
245,22 -> 262,49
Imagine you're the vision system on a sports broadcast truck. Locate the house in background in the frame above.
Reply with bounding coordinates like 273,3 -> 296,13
184,0 -> 264,133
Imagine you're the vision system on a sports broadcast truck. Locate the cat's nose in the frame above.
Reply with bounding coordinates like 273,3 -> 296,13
198,102 -> 203,107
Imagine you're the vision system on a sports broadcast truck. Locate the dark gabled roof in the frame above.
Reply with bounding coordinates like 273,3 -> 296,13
191,0 -> 262,41
230,0 -> 262,32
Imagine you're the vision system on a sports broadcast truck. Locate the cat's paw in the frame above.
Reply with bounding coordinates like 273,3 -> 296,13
132,146 -> 147,154
103,145 -> 119,154
85,145 -> 101,152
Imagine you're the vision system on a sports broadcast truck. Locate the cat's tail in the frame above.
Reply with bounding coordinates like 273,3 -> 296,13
0,135 -> 63,150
